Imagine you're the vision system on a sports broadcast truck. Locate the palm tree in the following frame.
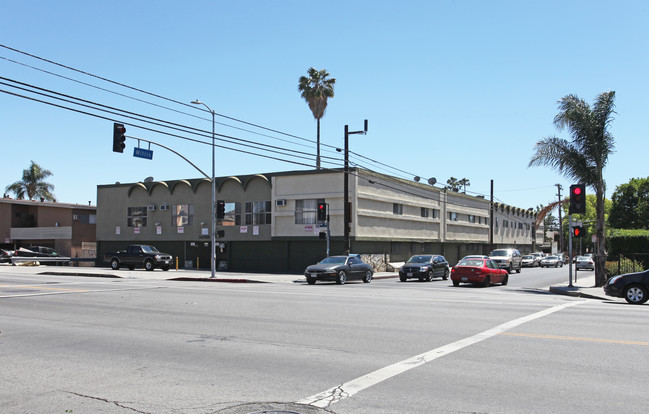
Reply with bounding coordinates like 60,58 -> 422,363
459,178 -> 471,193
529,91 -> 616,286
5,161 -> 55,201
298,67 -> 336,169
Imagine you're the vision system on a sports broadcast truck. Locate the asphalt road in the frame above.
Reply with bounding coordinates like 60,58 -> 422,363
1,267 -> 647,414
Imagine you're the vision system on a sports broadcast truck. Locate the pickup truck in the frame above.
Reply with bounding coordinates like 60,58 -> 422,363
105,245 -> 173,271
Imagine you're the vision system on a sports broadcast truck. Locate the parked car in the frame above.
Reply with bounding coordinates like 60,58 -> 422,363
540,255 -> 563,268
14,246 -> 70,265
451,258 -> 509,287
0,249 -> 15,263
399,254 -> 449,282
489,248 -> 522,273
521,254 -> 540,267
604,270 -> 649,304
575,256 -> 595,271
304,255 -> 373,285
104,244 -> 173,271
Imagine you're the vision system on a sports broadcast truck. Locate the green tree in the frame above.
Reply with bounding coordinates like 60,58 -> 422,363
561,194 -> 611,254
5,161 -> 55,201
609,177 -> 649,229
298,67 -> 336,170
459,178 -> 471,193
446,177 -> 470,192
529,91 -> 616,286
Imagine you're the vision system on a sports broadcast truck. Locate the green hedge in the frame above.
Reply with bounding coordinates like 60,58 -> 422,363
607,229 -> 649,256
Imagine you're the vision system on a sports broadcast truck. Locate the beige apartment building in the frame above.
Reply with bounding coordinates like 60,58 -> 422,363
96,168 -> 543,273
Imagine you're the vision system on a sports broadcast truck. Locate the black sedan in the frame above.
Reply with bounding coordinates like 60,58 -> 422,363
604,270 -> 649,304
304,255 -> 373,285
399,254 -> 449,282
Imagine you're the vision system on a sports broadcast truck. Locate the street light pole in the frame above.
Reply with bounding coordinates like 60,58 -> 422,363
191,100 -> 216,278
343,120 -> 368,255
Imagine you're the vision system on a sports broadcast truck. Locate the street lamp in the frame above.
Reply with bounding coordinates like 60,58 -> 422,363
191,99 -> 216,278
343,120 -> 368,255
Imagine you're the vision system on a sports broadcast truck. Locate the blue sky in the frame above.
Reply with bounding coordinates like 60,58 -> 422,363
1,0 -> 647,210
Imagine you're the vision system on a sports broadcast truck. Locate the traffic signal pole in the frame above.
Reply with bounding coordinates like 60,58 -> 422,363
568,214 -> 573,287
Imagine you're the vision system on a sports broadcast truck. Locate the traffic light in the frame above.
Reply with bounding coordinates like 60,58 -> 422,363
317,202 -> 327,222
569,184 -> 586,214
572,226 -> 584,238
216,200 -> 225,220
112,123 -> 126,153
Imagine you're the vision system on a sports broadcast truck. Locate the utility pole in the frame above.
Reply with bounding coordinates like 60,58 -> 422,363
555,184 -> 563,254
343,120 -> 368,255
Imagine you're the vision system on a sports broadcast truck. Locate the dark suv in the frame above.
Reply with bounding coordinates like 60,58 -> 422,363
399,255 -> 449,282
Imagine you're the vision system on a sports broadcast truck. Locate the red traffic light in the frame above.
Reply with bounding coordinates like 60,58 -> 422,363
572,187 -> 581,195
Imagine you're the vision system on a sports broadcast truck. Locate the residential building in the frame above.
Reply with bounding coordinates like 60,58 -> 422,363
96,169 -> 542,273
0,196 -> 97,261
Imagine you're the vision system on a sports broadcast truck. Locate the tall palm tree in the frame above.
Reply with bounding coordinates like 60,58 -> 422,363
529,91 -> 616,286
5,161 -> 55,201
298,67 -> 336,169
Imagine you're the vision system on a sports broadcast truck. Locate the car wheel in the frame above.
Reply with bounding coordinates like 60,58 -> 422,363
624,284 -> 648,304
516,264 -> 521,273
306,277 -> 316,285
144,259 -> 155,271
452,280 -> 460,287
507,264 -> 513,274
336,270 -> 347,285
162,265 -> 170,271
502,274 -> 509,286
362,270 -> 373,283
442,268 -> 449,280
128,265 -> 135,270
110,258 -> 120,270
399,274 -> 407,282
482,276 -> 491,287
425,270 -> 433,282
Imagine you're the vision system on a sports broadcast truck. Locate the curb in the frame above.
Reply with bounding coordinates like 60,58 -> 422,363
549,286 -> 608,300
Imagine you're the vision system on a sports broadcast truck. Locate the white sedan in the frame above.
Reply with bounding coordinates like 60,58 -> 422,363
575,256 -> 595,271
540,255 -> 563,268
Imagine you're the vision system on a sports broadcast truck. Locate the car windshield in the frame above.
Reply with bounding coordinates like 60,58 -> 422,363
459,259 -> 484,267
319,256 -> 346,265
490,250 -> 509,257
141,245 -> 160,253
546,256 -> 557,260
523,255 -> 533,259
406,255 -> 433,264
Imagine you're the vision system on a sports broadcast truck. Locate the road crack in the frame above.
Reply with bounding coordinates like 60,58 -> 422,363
64,391 -> 152,414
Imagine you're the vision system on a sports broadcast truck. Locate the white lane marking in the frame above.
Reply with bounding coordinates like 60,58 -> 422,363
297,300 -> 585,408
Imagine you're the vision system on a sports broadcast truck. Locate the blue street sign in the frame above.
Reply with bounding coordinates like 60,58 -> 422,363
133,147 -> 153,160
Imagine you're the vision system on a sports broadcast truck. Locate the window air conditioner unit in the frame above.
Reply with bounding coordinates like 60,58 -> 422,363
159,204 -> 169,211
148,204 -> 156,211
275,199 -> 287,207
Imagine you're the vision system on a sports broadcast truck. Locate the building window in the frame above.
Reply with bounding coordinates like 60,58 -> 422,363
220,202 -> 241,226
504,220 -> 509,228
295,199 -> 324,224
449,212 -> 458,221
127,207 -> 147,228
172,204 -> 194,227
74,213 -> 96,224
421,207 -> 429,218
468,215 -> 476,223
245,201 -> 272,225
432,209 -> 439,219
393,203 -> 403,215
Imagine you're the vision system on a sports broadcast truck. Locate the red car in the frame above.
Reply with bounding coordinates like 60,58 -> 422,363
451,258 -> 509,287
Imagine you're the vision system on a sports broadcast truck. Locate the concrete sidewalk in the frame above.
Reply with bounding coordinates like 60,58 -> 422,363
548,271 -> 611,301
0,263 -> 397,284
